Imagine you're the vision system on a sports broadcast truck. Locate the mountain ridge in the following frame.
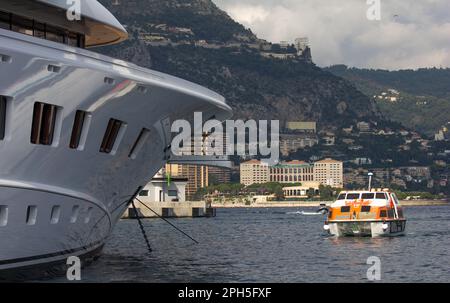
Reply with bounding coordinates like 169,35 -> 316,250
97,0 -> 382,130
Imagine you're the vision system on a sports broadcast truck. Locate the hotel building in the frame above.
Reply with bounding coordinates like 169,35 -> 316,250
240,158 -> 343,188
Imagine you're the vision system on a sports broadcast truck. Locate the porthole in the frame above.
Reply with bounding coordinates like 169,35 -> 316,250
50,205 -> 61,224
26,205 -> 38,225
84,207 -> 93,224
70,205 -> 80,223
0,206 -> 8,227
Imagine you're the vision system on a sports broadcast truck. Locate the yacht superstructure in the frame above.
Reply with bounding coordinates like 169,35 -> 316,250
0,0 -> 232,274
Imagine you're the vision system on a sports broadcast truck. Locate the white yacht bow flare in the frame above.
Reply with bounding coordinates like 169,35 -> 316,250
0,0 -> 232,273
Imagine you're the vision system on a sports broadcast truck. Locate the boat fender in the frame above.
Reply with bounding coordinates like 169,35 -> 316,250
323,224 -> 330,231
382,222 -> 389,231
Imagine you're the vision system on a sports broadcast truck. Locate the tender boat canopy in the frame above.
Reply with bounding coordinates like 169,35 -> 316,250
0,0 -> 128,47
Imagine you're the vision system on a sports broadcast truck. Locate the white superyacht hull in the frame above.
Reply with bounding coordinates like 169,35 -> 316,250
0,29 -> 231,273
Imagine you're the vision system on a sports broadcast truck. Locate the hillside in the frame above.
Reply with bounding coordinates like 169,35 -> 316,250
325,65 -> 450,135
97,0 -> 381,130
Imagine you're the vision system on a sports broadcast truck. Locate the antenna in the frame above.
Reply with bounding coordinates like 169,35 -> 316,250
368,172 -> 374,191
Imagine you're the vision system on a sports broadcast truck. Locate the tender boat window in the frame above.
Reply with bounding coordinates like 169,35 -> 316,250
341,206 -> 351,213
346,193 -> 360,200
387,209 -> 395,218
379,210 -> 387,218
361,206 -> 371,212
337,193 -> 346,200
361,193 -> 375,200
376,193 -> 387,199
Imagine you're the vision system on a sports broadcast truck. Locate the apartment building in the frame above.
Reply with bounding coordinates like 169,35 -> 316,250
240,160 -> 270,186
313,158 -> 344,188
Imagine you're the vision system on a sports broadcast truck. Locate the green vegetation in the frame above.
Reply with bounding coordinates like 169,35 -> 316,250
195,182 -> 343,201
325,65 -> 450,134
393,191 -> 441,200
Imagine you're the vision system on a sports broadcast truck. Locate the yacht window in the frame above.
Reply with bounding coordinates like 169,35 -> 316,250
50,206 -> 61,224
26,206 -> 38,225
11,15 -> 33,36
46,25 -> 65,44
129,128 -> 150,159
67,32 -> 78,47
100,119 -> 125,154
0,96 -> 7,140
70,205 -> 80,223
376,193 -> 387,200
84,207 -> 93,224
0,11 -> 10,30
33,21 -> 46,39
0,206 -> 8,227
0,11 -> 86,48
346,193 -> 360,200
361,193 -> 375,200
31,102 -> 60,146
168,190 -> 178,197
70,110 -> 88,149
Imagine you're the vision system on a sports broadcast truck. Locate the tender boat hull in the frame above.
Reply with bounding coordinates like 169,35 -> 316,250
328,220 -> 407,237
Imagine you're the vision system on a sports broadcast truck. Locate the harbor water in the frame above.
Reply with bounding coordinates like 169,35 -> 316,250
53,206 -> 450,283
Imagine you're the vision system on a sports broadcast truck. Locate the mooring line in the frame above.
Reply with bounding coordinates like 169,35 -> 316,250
135,197 -> 199,245
131,200 -> 153,253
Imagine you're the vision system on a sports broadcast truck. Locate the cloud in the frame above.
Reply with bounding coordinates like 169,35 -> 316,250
213,0 -> 450,70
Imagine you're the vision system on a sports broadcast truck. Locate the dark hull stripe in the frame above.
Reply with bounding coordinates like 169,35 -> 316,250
0,239 -> 105,267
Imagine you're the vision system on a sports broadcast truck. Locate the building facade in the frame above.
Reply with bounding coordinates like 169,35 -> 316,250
208,166 -> 231,184
240,158 -> 343,188
313,158 -> 344,188
270,161 -> 314,183
240,160 -> 270,186
166,164 -> 209,200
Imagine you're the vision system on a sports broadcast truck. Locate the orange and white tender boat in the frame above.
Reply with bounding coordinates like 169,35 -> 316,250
324,190 -> 407,237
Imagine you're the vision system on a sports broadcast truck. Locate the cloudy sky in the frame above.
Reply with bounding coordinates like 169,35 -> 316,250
213,0 -> 450,70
